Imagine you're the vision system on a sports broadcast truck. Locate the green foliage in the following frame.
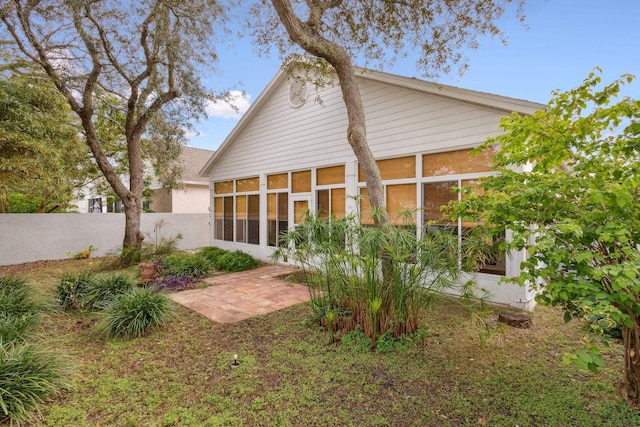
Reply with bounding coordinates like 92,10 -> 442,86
198,246 -> 229,264
340,326 -> 372,352
0,341 -> 68,425
97,288 -> 175,338
0,276 -> 40,342
161,253 -> 212,278
56,273 -> 95,311
85,273 -> 136,310
151,234 -> 182,257
452,71 -> 640,398
273,214 -> 485,347
213,251 -> 258,273
0,74 -> 94,213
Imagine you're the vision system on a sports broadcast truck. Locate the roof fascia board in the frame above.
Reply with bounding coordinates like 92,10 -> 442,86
355,67 -> 544,115
199,68 -> 291,177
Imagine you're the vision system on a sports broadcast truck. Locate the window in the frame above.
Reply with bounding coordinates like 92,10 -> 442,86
292,170 -> 311,193
214,180 -> 233,194
422,148 -> 494,177
358,185 -> 417,226
423,180 -> 505,276
317,165 -> 345,185
235,194 -> 259,244
358,156 -> 416,181
387,183 -> 416,225
268,192 -> 288,247
106,197 -> 123,213
317,188 -> 345,220
214,196 -> 234,241
423,181 -> 457,229
214,177 -> 260,245
89,198 -> 102,213
267,173 -> 288,190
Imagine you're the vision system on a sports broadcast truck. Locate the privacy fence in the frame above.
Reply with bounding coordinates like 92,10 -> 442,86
0,213 -> 210,266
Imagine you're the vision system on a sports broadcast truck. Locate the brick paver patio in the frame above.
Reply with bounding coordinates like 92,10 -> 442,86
168,265 -> 310,323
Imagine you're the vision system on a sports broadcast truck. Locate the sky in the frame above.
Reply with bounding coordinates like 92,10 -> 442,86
186,1 -> 640,151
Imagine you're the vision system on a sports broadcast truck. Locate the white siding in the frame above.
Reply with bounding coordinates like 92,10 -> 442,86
210,75 -> 507,182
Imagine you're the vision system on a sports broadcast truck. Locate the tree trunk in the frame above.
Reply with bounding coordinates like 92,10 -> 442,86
270,0 -> 388,226
620,315 -> 640,406
79,112 -> 144,264
121,132 -> 146,263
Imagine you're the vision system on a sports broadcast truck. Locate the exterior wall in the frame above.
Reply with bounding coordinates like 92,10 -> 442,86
150,188 -> 172,213
0,213 -> 210,266
171,184 -> 210,213
206,74 -> 539,310
209,77 -> 507,182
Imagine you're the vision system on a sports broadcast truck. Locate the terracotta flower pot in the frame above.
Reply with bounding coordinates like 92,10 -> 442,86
138,262 -> 158,283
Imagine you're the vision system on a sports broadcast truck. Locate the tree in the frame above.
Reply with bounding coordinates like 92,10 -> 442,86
0,0 -> 223,262
252,0 -> 523,225
453,71 -> 640,406
0,73 -> 94,213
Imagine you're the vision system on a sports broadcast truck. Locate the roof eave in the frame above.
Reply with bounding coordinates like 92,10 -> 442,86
199,67 -> 292,177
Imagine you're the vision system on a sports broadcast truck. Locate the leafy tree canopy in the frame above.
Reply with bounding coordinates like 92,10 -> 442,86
0,73 -> 94,212
453,70 -> 640,405
251,0 -> 523,77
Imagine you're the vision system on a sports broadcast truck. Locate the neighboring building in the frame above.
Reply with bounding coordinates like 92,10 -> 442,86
200,66 -> 544,310
76,146 -> 214,214
147,146 -> 214,213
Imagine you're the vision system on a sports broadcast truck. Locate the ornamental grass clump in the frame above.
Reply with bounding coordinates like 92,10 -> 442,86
98,288 -> 175,338
0,341 -> 68,426
273,213 -> 486,349
56,272 -> 95,311
85,273 -> 135,310
0,275 -> 41,343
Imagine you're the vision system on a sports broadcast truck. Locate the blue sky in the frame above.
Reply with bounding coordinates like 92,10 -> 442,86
187,1 -> 640,151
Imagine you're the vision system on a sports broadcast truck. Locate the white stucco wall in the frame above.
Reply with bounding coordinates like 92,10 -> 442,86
171,184 -> 210,213
0,213 -> 210,266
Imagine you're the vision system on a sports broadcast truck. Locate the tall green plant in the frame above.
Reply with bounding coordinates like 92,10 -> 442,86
273,214 -> 484,347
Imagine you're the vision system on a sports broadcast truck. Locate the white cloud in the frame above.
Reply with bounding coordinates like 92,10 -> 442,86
206,91 -> 252,119
184,129 -> 203,138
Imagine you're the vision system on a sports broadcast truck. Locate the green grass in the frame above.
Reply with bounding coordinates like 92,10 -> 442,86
1,258 -> 638,426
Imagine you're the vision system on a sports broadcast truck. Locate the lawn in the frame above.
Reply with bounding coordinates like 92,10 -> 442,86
3,258 -> 639,426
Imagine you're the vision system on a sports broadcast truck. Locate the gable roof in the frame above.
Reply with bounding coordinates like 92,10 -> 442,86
200,66 -> 544,177
181,146 -> 215,183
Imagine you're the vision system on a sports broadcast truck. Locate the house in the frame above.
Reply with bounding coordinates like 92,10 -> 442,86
76,146 -> 214,213
200,66 -> 544,310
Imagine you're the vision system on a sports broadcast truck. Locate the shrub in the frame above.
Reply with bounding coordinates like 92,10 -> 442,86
198,246 -> 229,264
85,273 -> 136,310
0,342 -> 68,425
273,214 -> 485,348
152,275 -> 198,293
161,253 -> 212,278
56,272 -> 95,311
213,250 -> 258,273
98,288 -> 175,338
0,276 -> 40,342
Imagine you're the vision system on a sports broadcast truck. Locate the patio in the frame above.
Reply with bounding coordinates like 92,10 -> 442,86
168,265 -> 310,323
